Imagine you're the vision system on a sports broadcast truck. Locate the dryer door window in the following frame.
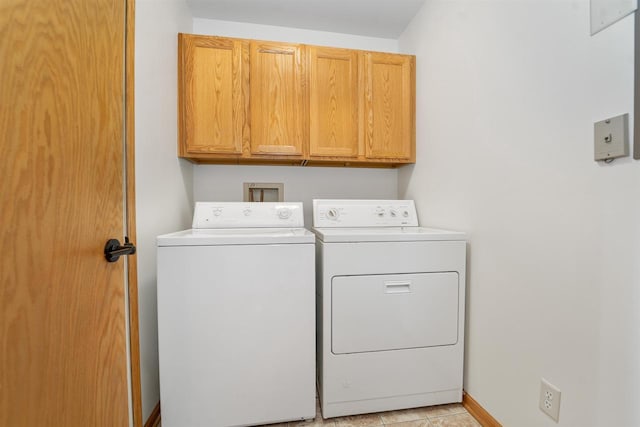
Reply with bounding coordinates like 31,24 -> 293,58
331,272 -> 458,354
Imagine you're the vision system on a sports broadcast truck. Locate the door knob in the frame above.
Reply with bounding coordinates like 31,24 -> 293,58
104,237 -> 136,262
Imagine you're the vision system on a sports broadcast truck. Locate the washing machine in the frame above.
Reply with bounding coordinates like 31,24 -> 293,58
157,202 -> 316,427
313,199 -> 467,419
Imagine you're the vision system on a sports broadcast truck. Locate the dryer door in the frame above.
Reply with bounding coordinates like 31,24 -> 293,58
331,272 -> 458,354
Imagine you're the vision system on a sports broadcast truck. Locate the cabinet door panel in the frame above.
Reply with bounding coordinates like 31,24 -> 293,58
309,47 -> 359,158
179,35 -> 247,155
250,42 -> 306,156
364,52 -> 415,160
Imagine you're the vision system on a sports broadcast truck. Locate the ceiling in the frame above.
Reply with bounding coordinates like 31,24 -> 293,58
186,0 -> 426,39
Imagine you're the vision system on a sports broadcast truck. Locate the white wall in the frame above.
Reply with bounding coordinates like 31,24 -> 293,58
191,19 -> 401,221
135,0 -> 193,420
194,165 -> 398,226
192,18 -> 399,51
398,1 -> 639,426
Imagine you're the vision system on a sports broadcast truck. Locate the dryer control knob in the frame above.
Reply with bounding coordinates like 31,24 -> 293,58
375,208 -> 385,218
402,210 -> 410,218
277,208 -> 292,219
243,208 -> 252,216
326,208 -> 339,220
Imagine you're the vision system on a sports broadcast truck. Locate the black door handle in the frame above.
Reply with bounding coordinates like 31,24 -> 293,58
104,237 -> 136,262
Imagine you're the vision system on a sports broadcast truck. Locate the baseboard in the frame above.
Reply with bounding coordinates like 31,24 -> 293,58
462,391 -> 501,427
143,393 -> 494,427
144,402 -> 161,427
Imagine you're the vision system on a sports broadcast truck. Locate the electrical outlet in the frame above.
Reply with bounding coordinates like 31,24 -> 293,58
539,378 -> 561,422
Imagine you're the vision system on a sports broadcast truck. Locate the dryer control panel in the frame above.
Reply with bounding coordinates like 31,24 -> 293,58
193,202 -> 305,228
313,200 -> 419,228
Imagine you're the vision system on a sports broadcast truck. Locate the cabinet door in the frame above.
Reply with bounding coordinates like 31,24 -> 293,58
250,41 -> 306,156
308,46 -> 359,158
364,52 -> 415,161
179,34 -> 248,155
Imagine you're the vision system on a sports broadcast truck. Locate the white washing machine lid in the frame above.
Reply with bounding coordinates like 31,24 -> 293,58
157,227 -> 315,246
312,226 -> 466,243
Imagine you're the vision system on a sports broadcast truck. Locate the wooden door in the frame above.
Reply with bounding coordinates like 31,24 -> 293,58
364,52 -> 415,161
250,41 -> 306,157
179,34 -> 249,157
308,46 -> 360,159
0,1 -> 134,426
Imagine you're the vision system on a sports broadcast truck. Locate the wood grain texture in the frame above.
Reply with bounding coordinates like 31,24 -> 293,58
184,157 -> 405,168
463,391 -> 502,427
143,402 -> 161,427
177,34 -> 414,166
126,1 -> 143,426
364,52 -> 415,161
309,46 -> 359,158
241,39 -> 252,157
0,0 -> 130,425
250,41 -> 306,156
179,34 -> 247,155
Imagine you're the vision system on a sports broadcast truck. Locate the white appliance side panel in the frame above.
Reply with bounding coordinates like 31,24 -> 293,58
332,273 -> 459,354
157,244 -> 315,427
315,242 -> 325,400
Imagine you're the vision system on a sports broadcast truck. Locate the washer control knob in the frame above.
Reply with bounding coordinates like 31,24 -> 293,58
326,208 -> 339,220
213,208 -> 222,217
389,209 -> 398,218
243,208 -> 252,216
277,207 -> 292,219
375,208 -> 385,218
402,210 -> 410,218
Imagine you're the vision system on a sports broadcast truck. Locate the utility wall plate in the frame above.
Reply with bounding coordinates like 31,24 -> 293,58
594,113 -> 629,161
539,378 -> 561,422
243,182 -> 284,202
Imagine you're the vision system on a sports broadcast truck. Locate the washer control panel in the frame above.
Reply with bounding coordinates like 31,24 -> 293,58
313,200 -> 419,228
193,202 -> 304,228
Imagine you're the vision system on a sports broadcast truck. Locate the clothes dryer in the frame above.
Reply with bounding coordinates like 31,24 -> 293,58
313,199 -> 466,419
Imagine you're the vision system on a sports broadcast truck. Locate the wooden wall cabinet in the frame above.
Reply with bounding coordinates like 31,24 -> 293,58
178,34 -> 249,158
364,52 -> 415,162
308,46 -> 360,159
178,33 -> 415,167
250,41 -> 306,158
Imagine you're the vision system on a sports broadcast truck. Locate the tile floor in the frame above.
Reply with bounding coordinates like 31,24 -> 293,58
266,401 -> 481,427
